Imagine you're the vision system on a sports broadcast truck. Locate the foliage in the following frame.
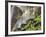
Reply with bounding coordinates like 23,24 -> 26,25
21,15 -> 41,31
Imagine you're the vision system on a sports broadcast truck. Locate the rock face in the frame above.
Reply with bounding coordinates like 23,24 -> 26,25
11,6 -> 41,31
11,6 -> 23,31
